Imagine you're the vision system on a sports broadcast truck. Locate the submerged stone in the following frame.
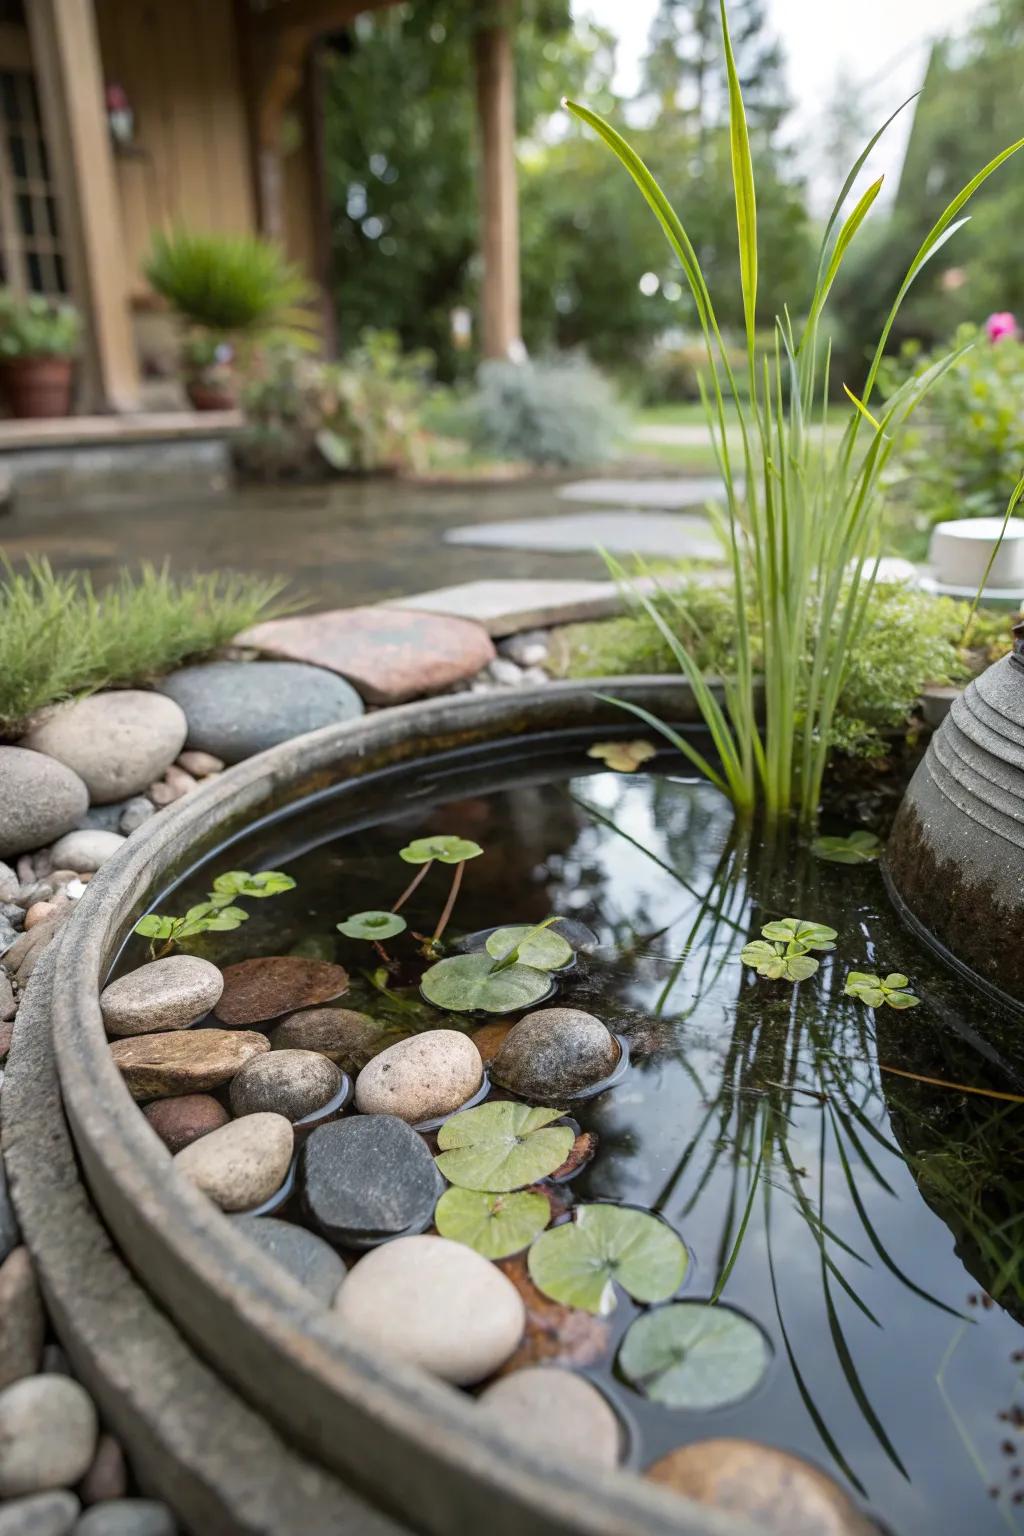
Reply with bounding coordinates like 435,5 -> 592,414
269,1006 -> 395,1073
301,1116 -> 441,1247
490,1008 -> 619,1100
214,956 -> 349,1027
231,1215 -> 346,1305
229,1049 -> 343,1122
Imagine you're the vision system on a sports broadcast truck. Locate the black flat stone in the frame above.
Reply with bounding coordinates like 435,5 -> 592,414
300,1115 -> 442,1250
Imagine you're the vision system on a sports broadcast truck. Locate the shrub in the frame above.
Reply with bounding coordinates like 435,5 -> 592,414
881,323 -> 1024,544
235,332 -> 433,480
550,577 -> 1013,759
146,231 -> 317,350
0,560 -> 293,738
0,291 -> 80,359
463,354 -> 625,467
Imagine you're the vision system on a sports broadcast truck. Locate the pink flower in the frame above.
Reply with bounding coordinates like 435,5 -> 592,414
986,311 -> 1019,343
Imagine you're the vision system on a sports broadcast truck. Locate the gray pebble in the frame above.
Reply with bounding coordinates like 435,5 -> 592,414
0,1247 -> 44,1390
490,1007 -> 620,1100
0,1161 -> 19,1265
0,903 -> 25,931
230,1215 -> 346,1305
0,973 -> 15,1024
0,917 -> 17,958
301,1115 -> 441,1248
118,798 -> 156,836
73,1501 -> 177,1536
0,1374 -> 98,1496
0,1491 -> 80,1536
0,864 -> 18,903
228,1050 -> 342,1123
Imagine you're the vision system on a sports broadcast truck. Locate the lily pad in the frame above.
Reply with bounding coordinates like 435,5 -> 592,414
812,830 -> 882,865
740,940 -> 819,982
485,924 -> 574,971
399,835 -> 483,866
527,1205 -> 688,1315
434,1187 -> 550,1259
587,739 -> 658,773
618,1303 -> 770,1409
844,971 -> 920,1010
435,1102 -> 575,1191
211,870 -> 296,901
337,910 -> 408,941
759,918 -> 837,952
420,952 -> 553,1014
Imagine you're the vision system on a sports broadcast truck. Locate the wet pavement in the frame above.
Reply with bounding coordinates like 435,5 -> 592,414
0,477 -> 611,609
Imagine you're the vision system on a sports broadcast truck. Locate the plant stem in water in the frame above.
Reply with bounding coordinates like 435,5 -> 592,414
432,861 -> 464,944
392,860 -> 433,914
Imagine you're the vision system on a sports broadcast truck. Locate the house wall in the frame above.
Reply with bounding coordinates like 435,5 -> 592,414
93,0 -> 257,301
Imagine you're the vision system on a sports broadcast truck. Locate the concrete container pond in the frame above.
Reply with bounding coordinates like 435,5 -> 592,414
8,676 -> 1021,1536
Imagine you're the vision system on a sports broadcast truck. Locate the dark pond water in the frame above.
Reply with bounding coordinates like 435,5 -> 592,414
126,735 -> 1024,1536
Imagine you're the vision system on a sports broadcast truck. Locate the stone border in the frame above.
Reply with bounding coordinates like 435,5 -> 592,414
44,679 -> 761,1536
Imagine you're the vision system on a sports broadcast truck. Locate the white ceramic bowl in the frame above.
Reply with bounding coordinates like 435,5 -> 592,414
930,516 -> 1024,591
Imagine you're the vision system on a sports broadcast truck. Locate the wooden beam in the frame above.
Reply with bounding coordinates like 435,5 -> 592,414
474,2 -> 522,360
28,0 -> 139,412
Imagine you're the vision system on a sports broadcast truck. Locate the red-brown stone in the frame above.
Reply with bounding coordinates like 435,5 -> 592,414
214,956 -> 350,1027
235,607 -> 496,705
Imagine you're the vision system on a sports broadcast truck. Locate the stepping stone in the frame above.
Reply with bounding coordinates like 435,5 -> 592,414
557,476 -> 728,508
378,579 -> 624,637
444,510 -> 722,562
235,608 -> 496,706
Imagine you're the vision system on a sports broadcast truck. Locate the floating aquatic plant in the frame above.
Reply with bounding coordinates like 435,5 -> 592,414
134,868 -> 295,957
741,916 -> 836,982
391,833 -> 483,947
812,831 -> 882,865
434,1187 -> 551,1259
586,739 -> 658,773
434,1102 -> 574,1191
527,1204 -> 688,1315
761,919 -> 837,951
845,972 -> 920,1010
618,1302 -> 771,1410
484,923 -> 573,970
338,911 -> 408,941
421,915 -> 573,1013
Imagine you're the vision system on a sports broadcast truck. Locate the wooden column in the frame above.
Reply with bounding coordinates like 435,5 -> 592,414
474,3 -> 522,360
28,0 -> 139,412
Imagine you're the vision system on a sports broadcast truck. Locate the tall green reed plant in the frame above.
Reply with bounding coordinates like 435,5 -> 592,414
566,0 -> 1024,830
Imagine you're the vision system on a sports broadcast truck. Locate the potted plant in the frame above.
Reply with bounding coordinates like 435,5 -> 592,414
145,231 -> 317,411
0,290 -> 81,419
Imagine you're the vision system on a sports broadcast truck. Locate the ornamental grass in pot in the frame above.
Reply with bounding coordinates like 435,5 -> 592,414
0,289 -> 81,418
146,230 -> 319,411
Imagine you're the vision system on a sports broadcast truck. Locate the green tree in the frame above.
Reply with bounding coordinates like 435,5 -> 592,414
642,0 -> 789,139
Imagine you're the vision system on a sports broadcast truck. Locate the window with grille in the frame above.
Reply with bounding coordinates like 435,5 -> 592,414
0,63 -> 67,297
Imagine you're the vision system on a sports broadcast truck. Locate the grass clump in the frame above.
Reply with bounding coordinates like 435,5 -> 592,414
0,559 -> 293,738
551,577 -> 1013,759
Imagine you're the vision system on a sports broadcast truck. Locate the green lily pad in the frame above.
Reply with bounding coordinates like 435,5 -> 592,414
435,1102 -> 574,1191
485,924 -> 574,971
759,918 -> 837,952
337,910 -> 408,941
211,870 -> 296,901
399,835 -> 483,866
740,940 -> 819,982
434,1187 -> 550,1258
527,1205 -> 688,1316
844,971 -> 920,1010
618,1303 -> 770,1409
812,830 -> 882,865
420,952 -> 552,1014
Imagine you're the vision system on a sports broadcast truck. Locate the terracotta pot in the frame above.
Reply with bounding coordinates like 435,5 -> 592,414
186,377 -> 238,412
0,355 -> 74,418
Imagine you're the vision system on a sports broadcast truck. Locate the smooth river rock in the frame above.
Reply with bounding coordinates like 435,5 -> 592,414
100,955 -> 223,1037
214,956 -> 350,1027
22,692 -> 188,804
333,1234 -> 524,1384
47,830 -> 125,873
354,1030 -> 483,1124
231,1215 -> 346,1305
0,1491 -> 80,1536
269,1006 -> 394,1073
73,1500 -> 177,1536
301,1116 -> 441,1248
109,1028 -> 269,1100
0,1163 -> 18,1266
0,1374 -> 98,1496
490,1008 -> 619,1101
0,748 -> 88,859
156,660 -> 364,765
229,1049 -> 342,1122
0,1249 -> 44,1391
142,1094 -> 230,1153
78,1433 -> 128,1505
173,1113 -> 294,1212
479,1368 -> 621,1467
645,1439 -> 878,1536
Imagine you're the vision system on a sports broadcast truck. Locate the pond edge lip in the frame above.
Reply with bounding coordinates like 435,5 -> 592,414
46,680 -> 766,1536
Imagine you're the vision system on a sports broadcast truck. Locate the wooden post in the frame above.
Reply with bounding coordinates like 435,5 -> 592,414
474,3 -> 522,360
28,0 -> 139,412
